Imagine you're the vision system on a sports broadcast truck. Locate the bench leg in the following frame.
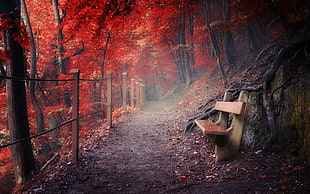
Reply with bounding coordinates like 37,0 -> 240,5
215,91 -> 249,162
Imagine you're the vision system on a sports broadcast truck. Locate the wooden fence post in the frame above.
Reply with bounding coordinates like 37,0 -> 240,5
130,79 -> 135,107
107,71 -> 112,128
122,72 -> 127,111
136,81 -> 140,108
71,69 -> 80,164
140,84 -> 145,108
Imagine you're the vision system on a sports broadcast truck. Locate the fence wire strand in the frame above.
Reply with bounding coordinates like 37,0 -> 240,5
0,119 -> 75,149
0,75 -> 121,82
0,75 -> 74,82
80,77 -> 121,82
0,107 -> 106,149
0,72 -> 123,150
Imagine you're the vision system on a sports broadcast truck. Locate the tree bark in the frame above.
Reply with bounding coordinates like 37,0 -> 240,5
0,0 -> 36,187
176,13 -> 192,86
178,15 -> 186,83
52,0 -> 66,75
187,12 -> 195,84
21,0 -> 44,133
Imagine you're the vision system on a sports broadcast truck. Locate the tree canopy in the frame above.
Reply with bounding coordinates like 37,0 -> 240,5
0,0 -> 309,190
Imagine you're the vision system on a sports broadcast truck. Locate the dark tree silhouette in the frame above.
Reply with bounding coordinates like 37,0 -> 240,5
0,0 -> 36,189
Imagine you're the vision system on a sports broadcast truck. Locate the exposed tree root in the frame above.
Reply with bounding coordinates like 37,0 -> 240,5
262,34 -> 310,149
197,96 -> 218,110
255,40 -> 285,63
40,153 -> 59,171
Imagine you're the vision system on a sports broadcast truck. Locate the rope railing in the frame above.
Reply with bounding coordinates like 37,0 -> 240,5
0,107 -> 106,149
0,75 -> 123,82
0,69 -> 145,164
0,118 -> 76,149
80,77 -> 121,82
0,75 -> 74,82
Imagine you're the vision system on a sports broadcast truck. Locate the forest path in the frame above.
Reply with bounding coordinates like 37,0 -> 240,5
25,99 -> 310,193
29,99 -> 194,193
78,101 -> 183,193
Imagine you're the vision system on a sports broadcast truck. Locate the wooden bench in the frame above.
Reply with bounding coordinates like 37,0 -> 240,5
194,90 -> 248,162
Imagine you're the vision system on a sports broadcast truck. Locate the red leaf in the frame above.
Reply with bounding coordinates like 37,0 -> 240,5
257,175 -> 266,179
281,185 -> 288,190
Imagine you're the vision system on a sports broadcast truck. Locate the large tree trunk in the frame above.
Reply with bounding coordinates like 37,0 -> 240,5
21,0 -> 44,133
0,0 -> 36,188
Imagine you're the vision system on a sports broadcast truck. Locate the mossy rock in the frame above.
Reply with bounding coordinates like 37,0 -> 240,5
242,92 -> 267,147
274,60 -> 310,165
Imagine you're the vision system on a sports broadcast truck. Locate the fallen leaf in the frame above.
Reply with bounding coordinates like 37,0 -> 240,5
281,185 -> 288,189
257,175 -> 266,179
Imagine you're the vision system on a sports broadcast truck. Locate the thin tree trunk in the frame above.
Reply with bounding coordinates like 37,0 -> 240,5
175,29 -> 186,83
1,0 -> 36,188
222,0 -> 235,66
177,14 -> 192,85
246,20 -> 265,50
98,32 -> 110,103
186,12 -> 194,85
52,0 -> 65,75
204,0 -> 227,87
21,0 -> 44,133
174,36 -> 183,82
163,35 -> 180,77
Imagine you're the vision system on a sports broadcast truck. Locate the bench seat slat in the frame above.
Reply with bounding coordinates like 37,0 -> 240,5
214,101 -> 246,115
195,119 -> 229,136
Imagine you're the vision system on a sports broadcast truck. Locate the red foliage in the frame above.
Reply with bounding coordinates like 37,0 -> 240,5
0,2 -> 309,190
0,49 -> 11,62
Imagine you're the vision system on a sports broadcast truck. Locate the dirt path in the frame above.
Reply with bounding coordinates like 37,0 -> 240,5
81,109 -> 181,193
25,100 -> 310,193
63,114 -> 177,193
26,101 -> 190,193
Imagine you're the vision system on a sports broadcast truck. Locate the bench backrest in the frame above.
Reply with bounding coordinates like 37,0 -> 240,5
214,101 -> 246,115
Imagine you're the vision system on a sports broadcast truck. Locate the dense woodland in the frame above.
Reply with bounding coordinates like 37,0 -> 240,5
0,0 -> 309,191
